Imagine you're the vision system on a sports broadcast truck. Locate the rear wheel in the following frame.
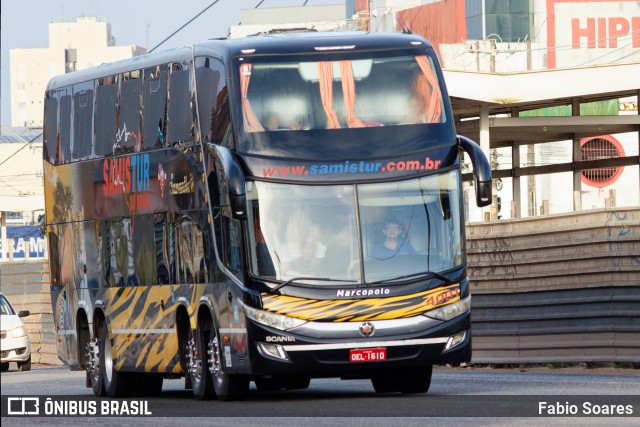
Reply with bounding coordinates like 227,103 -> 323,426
208,317 -> 249,401
17,356 -> 31,372
87,333 -> 105,396
96,322 -> 133,397
185,324 -> 214,400
0,362 -> 9,372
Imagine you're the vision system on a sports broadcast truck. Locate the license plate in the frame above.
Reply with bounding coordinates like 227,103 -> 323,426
349,347 -> 386,363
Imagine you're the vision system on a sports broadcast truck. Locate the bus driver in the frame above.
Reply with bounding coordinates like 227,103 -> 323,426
371,217 -> 416,258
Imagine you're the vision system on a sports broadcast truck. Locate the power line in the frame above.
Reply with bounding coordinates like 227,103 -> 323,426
573,41 -> 634,67
0,126 -> 42,168
607,47 -> 640,64
149,0 -> 222,53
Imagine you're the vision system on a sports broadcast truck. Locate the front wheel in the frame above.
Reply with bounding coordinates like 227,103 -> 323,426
208,318 -> 249,401
371,365 -> 432,394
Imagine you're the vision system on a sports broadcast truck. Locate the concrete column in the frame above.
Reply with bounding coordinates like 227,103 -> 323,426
527,144 -> 536,217
511,108 -> 521,219
479,103 -> 492,220
1,212 -> 6,261
572,99 -> 582,211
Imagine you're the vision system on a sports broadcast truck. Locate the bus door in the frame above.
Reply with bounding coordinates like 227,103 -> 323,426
207,143 -> 249,368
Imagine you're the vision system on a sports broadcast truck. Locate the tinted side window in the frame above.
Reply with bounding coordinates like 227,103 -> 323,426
167,63 -> 193,144
95,77 -> 117,157
44,93 -> 58,164
119,71 -> 142,151
72,82 -> 94,160
196,57 -> 229,145
143,66 -> 168,149
59,89 -> 72,163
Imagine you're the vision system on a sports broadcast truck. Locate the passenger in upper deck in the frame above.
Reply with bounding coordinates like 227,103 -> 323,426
265,112 -> 306,131
403,98 -> 428,124
265,113 -> 281,131
371,217 -> 416,259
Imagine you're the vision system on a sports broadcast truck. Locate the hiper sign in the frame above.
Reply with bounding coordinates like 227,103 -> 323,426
547,0 -> 640,68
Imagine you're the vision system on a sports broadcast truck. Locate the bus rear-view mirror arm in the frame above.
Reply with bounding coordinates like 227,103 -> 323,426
457,135 -> 492,207
211,144 -> 247,219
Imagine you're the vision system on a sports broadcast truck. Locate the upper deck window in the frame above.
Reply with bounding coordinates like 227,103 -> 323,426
95,76 -> 118,157
238,54 -> 444,134
142,65 -> 168,149
119,71 -> 142,151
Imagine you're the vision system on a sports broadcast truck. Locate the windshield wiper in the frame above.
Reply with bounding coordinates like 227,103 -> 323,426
369,270 -> 453,285
270,277 -> 357,294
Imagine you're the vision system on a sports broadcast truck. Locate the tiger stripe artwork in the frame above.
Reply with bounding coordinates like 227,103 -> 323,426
102,284 -> 206,373
261,284 -> 461,322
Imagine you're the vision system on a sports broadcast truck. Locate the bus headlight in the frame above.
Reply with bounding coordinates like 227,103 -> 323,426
244,305 -> 307,331
424,295 -> 471,321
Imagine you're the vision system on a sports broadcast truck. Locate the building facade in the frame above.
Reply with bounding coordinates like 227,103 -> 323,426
9,16 -> 145,127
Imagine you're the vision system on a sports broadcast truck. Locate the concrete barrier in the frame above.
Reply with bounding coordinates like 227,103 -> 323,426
467,207 -> 640,364
0,260 -> 60,366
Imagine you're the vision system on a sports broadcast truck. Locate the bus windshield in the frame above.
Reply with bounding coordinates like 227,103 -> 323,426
237,52 -> 445,134
247,169 -> 463,286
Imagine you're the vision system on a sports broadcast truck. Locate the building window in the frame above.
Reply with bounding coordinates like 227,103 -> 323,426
580,135 -> 625,188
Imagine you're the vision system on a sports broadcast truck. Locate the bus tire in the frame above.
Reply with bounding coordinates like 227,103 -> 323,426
187,325 -> 214,400
372,366 -> 432,394
400,365 -> 432,394
98,322 -> 133,397
371,371 -> 401,393
88,334 -> 105,396
284,376 -> 310,390
209,317 -> 249,401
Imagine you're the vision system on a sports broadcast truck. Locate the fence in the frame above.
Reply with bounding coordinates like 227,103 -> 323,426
1,207 -> 638,366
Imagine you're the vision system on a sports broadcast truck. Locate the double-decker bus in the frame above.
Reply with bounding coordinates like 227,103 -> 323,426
43,31 -> 491,401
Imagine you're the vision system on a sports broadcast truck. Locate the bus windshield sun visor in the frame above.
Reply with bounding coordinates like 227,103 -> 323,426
457,135 -> 492,207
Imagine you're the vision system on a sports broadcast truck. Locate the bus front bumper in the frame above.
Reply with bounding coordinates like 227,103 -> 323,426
246,311 -> 471,377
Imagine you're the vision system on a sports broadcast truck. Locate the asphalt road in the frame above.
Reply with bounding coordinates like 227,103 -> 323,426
1,364 -> 639,426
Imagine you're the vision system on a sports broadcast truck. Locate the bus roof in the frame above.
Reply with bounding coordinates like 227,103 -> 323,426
46,31 -> 434,92
196,31 -> 433,58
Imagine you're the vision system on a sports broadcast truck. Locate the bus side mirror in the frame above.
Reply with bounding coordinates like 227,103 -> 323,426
458,135 -> 492,207
209,144 -> 247,219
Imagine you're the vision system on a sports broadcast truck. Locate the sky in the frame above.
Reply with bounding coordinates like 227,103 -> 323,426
0,0 -> 340,126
